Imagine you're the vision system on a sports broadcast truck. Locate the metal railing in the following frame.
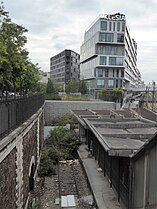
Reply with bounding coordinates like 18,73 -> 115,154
0,94 -> 44,140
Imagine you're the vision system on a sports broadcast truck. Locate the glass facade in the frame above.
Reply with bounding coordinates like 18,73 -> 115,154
99,32 -> 114,42
80,13 -> 141,92
109,57 -> 123,66
97,45 -> 124,56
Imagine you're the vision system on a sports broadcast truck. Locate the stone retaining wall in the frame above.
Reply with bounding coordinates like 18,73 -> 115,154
0,107 -> 44,209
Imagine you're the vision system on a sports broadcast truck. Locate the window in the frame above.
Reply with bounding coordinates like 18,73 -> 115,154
101,21 -> 107,30
121,70 -> 124,77
99,33 -> 114,42
108,80 -> 114,88
116,69 -> 119,77
122,23 -> 125,32
117,34 -> 124,43
113,22 -> 115,31
116,79 -> 118,88
117,57 -> 123,65
109,57 -> 123,66
97,79 -> 104,88
97,45 -> 124,56
109,57 -> 116,65
117,22 -> 120,31
96,69 -> 103,77
109,22 -> 112,31
105,69 -> 108,77
100,56 -> 106,65
113,70 -> 115,77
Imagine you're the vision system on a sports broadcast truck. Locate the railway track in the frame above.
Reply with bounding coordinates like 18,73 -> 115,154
57,159 -> 95,209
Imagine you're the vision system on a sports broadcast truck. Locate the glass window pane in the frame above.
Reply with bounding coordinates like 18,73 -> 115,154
97,79 -> 104,88
109,57 -> 116,65
108,79 -> 114,87
109,57 -> 123,66
122,23 -> 125,32
99,33 -> 114,42
109,22 -> 112,31
117,22 -> 120,31
117,34 -> 124,43
100,56 -> 106,65
101,21 -> 107,30
97,69 -> 103,77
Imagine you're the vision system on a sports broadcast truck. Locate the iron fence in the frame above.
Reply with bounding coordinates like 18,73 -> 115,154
0,94 -> 44,140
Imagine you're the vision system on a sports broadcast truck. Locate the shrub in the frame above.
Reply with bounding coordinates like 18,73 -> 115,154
44,93 -> 61,100
38,152 -> 56,177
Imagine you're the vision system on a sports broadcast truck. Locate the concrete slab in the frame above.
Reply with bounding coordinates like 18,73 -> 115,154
78,145 -> 122,209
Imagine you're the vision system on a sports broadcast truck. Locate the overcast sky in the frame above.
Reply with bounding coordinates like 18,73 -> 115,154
3,0 -> 157,84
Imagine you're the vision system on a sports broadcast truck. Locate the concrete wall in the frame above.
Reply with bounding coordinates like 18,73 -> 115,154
0,106 -> 44,209
44,100 -> 119,124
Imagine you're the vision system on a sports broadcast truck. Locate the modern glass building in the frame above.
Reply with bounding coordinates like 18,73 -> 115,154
80,13 -> 142,95
50,49 -> 80,84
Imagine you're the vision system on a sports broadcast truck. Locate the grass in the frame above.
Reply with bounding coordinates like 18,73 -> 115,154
61,95 -> 89,101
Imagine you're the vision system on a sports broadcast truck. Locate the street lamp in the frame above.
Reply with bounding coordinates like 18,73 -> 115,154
152,81 -> 155,111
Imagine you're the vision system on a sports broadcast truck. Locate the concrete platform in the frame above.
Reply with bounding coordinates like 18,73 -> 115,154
78,144 -> 122,209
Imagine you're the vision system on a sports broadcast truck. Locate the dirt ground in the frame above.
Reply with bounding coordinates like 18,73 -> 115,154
31,162 -> 96,209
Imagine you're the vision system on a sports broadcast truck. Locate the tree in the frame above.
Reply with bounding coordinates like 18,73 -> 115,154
79,80 -> 87,95
0,3 -> 40,94
65,81 -> 79,94
46,78 -> 55,94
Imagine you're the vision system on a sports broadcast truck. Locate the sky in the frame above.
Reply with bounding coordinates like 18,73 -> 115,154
3,0 -> 157,84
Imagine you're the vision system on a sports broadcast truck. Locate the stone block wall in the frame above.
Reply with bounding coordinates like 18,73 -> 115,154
0,148 -> 17,209
0,107 -> 44,209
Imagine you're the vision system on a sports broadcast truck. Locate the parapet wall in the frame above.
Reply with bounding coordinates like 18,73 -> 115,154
44,100 -> 119,124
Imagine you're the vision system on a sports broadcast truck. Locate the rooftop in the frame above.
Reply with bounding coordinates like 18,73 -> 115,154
72,109 -> 157,157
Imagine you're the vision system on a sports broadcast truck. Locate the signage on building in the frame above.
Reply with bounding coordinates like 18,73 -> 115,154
104,13 -> 125,21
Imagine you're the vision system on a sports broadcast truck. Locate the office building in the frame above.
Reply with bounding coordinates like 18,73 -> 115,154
50,49 -> 80,84
80,13 -> 141,95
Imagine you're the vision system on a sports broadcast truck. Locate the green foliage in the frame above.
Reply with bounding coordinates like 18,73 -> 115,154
32,202 -> 42,209
0,3 -> 40,94
65,81 -> 79,93
38,152 -> 56,177
38,115 -> 79,177
65,80 -> 87,95
51,114 -> 77,129
79,80 -> 87,95
44,93 -> 61,100
62,95 -> 89,101
96,88 -> 124,102
36,82 -> 47,93
46,78 -> 55,94
46,127 -> 79,160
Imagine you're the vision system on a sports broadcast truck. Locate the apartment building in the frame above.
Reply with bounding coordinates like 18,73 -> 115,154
50,49 -> 80,84
80,13 -> 141,95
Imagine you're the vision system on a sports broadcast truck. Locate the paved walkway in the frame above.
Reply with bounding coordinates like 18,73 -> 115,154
78,144 -> 122,209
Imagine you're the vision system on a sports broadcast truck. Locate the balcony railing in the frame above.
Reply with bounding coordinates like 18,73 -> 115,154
0,94 -> 44,140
